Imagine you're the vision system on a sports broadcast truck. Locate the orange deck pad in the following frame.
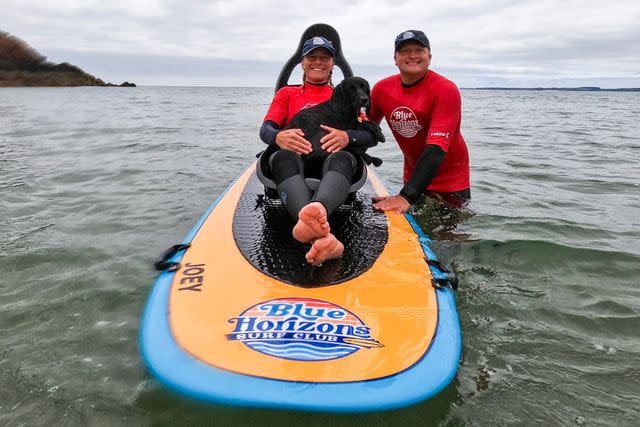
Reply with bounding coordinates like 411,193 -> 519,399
168,164 -> 438,383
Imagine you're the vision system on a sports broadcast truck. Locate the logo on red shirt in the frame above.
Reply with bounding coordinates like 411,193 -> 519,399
389,106 -> 423,138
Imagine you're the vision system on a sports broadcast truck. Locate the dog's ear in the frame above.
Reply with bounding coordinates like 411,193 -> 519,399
361,80 -> 373,116
333,80 -> 346,102
353,77 -> 372,114
362,78 -> 370,93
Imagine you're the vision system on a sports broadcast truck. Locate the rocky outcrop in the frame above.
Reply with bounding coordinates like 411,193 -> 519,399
0,31 -> 135,87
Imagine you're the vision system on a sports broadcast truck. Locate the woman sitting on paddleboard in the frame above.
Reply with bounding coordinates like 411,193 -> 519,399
259,36 -> 375,266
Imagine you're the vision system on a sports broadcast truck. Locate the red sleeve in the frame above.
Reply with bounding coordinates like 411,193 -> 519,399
370,83 -> 384,125
425,82 -> 461,152
263,88 -> 290,127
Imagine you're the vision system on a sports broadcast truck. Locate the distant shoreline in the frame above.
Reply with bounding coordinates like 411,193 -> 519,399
1,31 -> 135,88
461,87 -> 640,92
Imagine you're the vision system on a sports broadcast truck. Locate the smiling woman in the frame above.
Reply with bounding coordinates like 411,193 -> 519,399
301,48 -> 334,85
259,35 -> 378,265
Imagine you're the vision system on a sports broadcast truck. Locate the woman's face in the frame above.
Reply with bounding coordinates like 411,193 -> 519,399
302,48 -> 334,83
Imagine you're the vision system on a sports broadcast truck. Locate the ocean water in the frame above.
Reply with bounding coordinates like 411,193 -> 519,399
1,86 -> 639,426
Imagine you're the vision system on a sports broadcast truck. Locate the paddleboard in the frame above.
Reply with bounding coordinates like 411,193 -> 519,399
140,163 -> 461,412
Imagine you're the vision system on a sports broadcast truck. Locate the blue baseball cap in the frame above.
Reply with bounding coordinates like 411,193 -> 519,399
395,30 -> 430,51
301,36 -> 336,57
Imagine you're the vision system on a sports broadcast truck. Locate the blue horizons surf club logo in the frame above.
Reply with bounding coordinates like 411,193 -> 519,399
227,297 -> 383,361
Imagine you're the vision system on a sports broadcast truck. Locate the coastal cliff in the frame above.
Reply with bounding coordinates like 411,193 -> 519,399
0,31 -> 135,87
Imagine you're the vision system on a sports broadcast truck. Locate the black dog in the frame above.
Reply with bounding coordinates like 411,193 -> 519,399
284,76 -> 385,164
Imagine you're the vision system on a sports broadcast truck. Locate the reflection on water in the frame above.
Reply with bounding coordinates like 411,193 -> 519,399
410,195 -> 475,241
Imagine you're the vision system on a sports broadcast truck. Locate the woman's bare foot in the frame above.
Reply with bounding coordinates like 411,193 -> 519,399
292,202 -> 330,243
306,233 -> 344,266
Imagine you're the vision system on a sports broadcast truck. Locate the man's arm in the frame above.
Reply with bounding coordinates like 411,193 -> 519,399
399,145 -> 446,203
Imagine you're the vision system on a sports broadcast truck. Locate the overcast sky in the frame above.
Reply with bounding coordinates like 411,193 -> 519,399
3,0 -> 639,87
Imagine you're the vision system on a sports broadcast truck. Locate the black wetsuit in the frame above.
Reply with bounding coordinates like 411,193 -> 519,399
260,120 -> 375,220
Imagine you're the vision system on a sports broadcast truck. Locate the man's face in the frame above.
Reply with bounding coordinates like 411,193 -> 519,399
394,41 -> 431,78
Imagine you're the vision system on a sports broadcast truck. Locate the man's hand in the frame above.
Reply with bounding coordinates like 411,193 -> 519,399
320,125 -> 349,153
275,129 -> 312,154
372,195 -> 411,213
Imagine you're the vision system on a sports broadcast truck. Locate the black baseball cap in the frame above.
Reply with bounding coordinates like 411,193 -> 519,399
394,30 -> 430,51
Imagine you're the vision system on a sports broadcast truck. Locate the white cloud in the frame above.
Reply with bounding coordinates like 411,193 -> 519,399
2,0 -> 639,86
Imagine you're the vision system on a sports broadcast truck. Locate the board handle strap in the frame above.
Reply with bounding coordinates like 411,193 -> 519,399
426,259 -> 459,290
154,243 -> 191,272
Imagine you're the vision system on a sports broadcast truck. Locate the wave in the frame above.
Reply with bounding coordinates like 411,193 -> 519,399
251,351 -> 352,361
249,348 -> 354,361
248,342 -> 355,360
249,343 -> 354,356
248,341 -> 354,353
456,238 -> 640,268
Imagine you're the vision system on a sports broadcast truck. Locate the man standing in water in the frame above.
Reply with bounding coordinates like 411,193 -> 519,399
371,30 -> 470,212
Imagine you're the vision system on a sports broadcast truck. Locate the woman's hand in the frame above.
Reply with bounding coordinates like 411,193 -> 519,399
372,195 -> 411,213
320,125 -> 349,153
275,129 -> 312,155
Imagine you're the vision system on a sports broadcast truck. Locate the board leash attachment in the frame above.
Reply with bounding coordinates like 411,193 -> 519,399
154,243 -> 191,272
425,258 -> 459,291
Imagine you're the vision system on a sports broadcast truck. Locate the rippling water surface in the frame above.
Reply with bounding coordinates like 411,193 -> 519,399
1,87 -> 639,426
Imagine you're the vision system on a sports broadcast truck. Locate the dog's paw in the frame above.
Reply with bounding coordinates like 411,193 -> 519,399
362,122 -> 386,143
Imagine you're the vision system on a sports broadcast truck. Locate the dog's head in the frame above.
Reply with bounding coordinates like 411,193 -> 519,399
332,76 -> 371,114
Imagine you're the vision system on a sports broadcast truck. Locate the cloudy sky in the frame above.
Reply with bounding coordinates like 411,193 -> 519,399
3,0 -> 639,87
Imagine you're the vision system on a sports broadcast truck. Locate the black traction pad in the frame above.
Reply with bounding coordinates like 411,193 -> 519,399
232,172 -> 388,287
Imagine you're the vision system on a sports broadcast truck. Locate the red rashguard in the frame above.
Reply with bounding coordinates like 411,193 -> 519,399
371,71 -> 470,193
263,84 -> 333,127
